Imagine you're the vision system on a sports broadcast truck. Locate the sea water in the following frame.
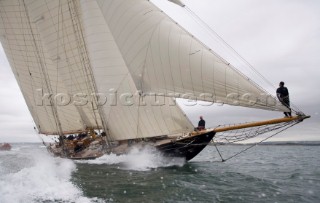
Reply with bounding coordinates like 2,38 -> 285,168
0,143 -> 319,203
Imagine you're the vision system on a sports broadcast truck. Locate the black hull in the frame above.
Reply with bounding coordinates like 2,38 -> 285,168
155,131 -> 215,161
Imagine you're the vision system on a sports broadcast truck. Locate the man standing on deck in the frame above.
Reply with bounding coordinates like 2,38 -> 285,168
197,116 -> 206,130
276,81 -> 292,117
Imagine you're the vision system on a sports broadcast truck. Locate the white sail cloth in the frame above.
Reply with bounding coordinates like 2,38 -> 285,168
0,0 -> 194,139
97,0 -> 288,112
0,0 -> 288,140
0,0 -> 88,134
80,0 -> 194,140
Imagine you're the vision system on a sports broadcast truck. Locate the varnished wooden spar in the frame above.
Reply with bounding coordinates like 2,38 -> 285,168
162,115 -> 310,143
213,115 -> 310,133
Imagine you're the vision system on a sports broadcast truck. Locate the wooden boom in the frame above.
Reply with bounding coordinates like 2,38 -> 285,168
214,115 -> 310,133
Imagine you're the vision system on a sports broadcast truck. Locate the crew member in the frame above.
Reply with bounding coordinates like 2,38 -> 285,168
198,116 -> 206,130
276,81 -> 292,117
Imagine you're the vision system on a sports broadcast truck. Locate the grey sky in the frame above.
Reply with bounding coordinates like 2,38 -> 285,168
1,0 -> 319,142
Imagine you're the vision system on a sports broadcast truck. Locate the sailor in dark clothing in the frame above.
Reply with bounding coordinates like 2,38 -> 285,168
276,81 -> 292,117
197,116 -> 206,130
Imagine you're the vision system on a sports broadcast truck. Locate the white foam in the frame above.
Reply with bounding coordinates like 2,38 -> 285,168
78,146 -> 186,171
0,146 -> 103,203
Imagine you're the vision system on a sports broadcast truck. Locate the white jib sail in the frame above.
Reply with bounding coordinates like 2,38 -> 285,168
97,0 -> 288,112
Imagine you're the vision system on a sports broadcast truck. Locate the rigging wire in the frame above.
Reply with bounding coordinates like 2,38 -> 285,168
33,126 -> 47,147
184,7 -> 275,91
68,0 -> 112,146
18,0 -> 42,132
212,141 -> 225,162
213,120 -> 300,162
21,0 -> 61,135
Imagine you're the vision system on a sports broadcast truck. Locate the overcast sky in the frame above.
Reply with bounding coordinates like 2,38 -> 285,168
1,0 -> 319,143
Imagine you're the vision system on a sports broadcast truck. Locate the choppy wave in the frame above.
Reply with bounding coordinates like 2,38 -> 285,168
1,144 -> 320,203
77,146 -> 186,171
0,144 -> 103,203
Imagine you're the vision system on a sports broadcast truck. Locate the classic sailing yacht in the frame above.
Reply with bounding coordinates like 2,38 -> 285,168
0,0 -> 309,160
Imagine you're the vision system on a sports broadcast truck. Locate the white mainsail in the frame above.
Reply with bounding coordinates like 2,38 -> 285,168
0,0 -> 102,135
0,0 -> 289,141
0,0 -> 79,135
